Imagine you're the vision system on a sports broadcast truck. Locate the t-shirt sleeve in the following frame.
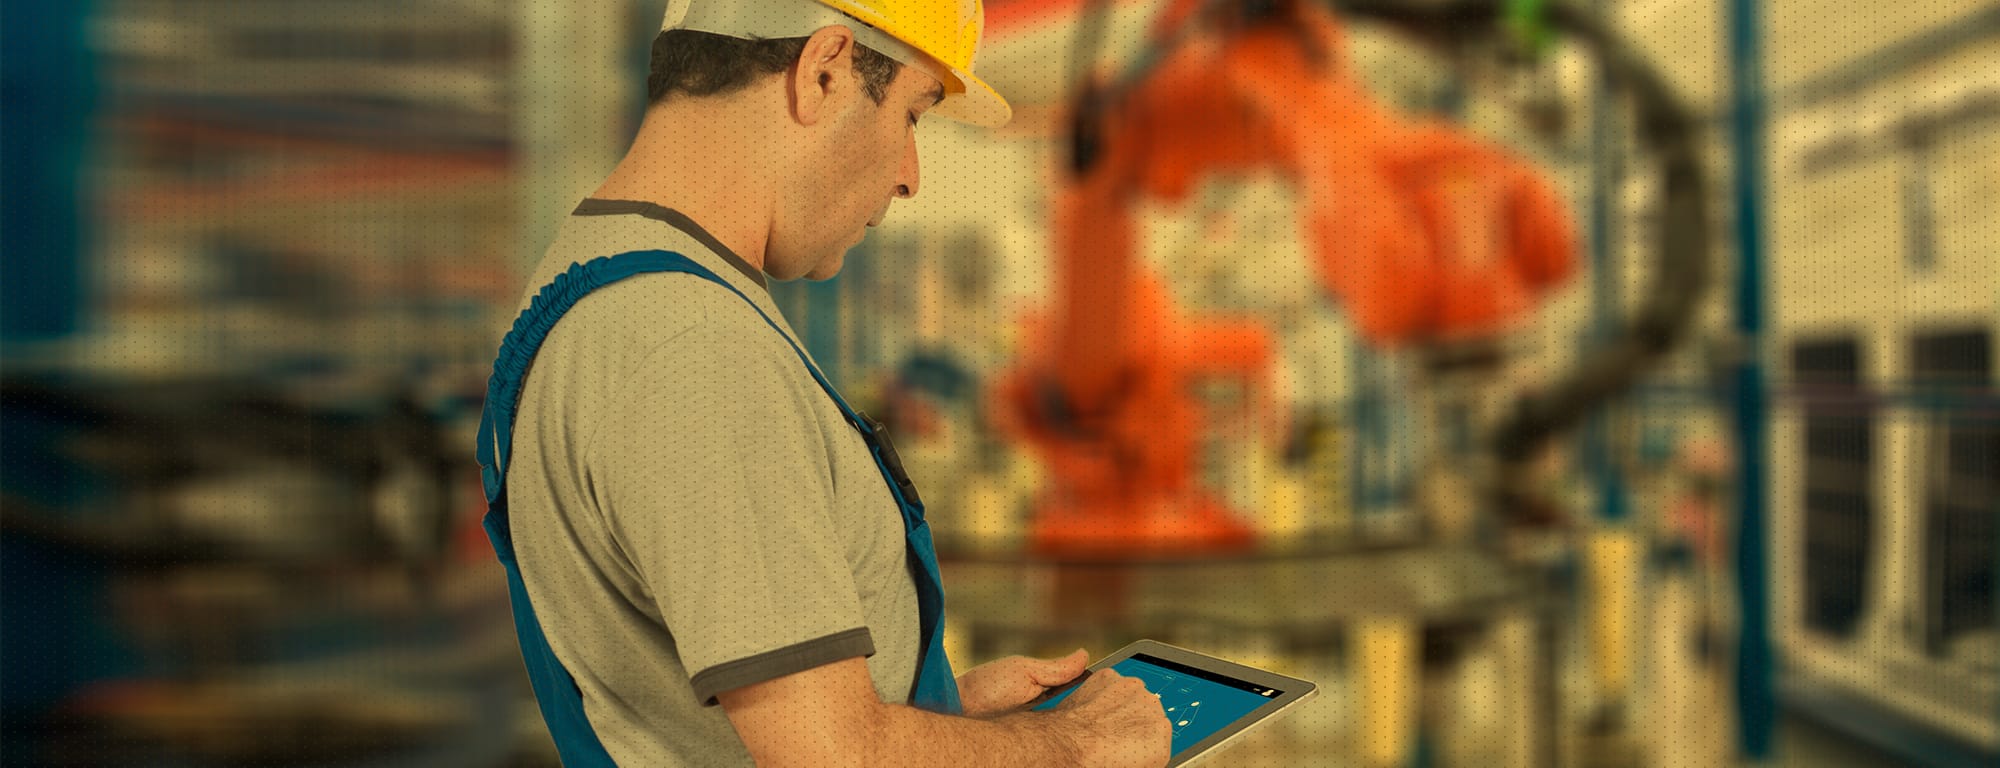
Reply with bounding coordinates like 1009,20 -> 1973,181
588,325 -> 874,706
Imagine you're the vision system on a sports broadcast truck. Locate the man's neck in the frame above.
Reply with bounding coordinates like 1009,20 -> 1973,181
591,97 -> 783,274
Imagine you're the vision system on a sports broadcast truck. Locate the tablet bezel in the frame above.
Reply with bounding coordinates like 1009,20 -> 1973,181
1059,639 -> 1318,767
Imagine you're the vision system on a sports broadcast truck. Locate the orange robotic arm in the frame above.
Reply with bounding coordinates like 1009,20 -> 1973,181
991,0 -> 1579,555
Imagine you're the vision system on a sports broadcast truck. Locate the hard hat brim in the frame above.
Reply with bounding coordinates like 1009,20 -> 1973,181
933,66 -> 1011,128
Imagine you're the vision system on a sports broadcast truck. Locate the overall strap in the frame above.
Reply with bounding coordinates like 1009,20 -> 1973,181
477,252 -> 714,767
478,251 -> 716,510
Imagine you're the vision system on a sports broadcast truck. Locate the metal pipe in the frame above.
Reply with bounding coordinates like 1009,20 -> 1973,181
1324,0 -> 1712,527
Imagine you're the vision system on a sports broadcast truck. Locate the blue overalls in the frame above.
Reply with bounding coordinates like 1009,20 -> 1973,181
475,251 -> 962,765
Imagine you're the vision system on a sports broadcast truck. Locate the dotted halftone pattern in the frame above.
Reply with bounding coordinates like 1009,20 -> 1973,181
5,0 -> 1995,765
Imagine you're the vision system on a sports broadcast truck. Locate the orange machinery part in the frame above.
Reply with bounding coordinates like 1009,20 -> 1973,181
994,0 -> 1579,560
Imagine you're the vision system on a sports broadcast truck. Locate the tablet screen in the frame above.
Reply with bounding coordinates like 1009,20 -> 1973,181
1031,653 -> 1284,756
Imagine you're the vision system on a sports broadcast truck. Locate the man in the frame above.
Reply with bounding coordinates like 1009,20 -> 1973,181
474,0 -> 1172,764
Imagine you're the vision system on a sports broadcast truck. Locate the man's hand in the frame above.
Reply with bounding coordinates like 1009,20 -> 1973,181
955,648 -> 1091,718
1050,669 -> 1173,768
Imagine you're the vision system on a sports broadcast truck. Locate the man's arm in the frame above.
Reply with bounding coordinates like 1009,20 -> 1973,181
718,656 -> 1168,768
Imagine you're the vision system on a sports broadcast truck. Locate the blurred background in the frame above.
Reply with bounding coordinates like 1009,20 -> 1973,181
1,0 -> 1995,765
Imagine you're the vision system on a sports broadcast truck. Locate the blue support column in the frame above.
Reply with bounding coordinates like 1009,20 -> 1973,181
1587,0 -> 1628,523
845,234 -> 875,375
801,253 -> 850,390
1728,0 -> 1777,760
1,0 -> 96,343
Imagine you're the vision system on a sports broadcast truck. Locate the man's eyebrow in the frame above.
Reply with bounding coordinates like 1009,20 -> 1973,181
926,84 -> 945,107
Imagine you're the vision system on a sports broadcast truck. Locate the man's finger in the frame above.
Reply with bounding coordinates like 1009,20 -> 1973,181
1046,648 -> 1087,672
1034,648 -> 1090,683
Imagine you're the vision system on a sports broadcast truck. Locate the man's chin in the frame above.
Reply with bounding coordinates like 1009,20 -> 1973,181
801,252 -> 847,282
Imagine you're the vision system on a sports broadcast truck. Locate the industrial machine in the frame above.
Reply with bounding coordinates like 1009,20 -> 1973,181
989,0 -> 1585,557
981,1 -> 1716,765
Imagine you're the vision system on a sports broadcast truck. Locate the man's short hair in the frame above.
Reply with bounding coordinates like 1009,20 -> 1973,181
648,29 -> 903,106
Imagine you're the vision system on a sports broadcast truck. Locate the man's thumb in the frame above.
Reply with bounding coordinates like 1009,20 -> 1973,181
1041,648 -> 1089,680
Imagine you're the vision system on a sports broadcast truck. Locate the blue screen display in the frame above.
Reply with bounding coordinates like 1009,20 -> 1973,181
1032,653 -> 1281,757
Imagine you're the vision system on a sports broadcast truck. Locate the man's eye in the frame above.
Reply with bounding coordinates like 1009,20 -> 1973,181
908,113 -> 919,127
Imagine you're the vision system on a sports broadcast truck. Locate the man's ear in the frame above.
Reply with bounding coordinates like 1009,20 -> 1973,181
790,26 -> 858,126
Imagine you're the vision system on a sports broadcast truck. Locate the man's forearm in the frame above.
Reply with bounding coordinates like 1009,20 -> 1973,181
865,704 -> 1082,767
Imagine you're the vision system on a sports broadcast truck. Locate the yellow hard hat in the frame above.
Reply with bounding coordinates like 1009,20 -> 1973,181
663,0 -> 1011,127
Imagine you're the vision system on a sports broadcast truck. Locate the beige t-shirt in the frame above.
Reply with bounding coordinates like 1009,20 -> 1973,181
505,199 -> 922,766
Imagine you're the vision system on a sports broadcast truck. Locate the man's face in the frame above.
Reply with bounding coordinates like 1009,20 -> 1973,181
777,61 -> 944,281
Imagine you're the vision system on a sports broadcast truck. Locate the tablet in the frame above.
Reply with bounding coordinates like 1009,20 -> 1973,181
1027,640 -> 1318,767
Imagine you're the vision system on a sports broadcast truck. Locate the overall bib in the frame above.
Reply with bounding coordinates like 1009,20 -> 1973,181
475,251 -> 962,766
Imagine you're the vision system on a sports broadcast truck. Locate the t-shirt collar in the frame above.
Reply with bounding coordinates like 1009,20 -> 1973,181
572,198 -> 769,290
